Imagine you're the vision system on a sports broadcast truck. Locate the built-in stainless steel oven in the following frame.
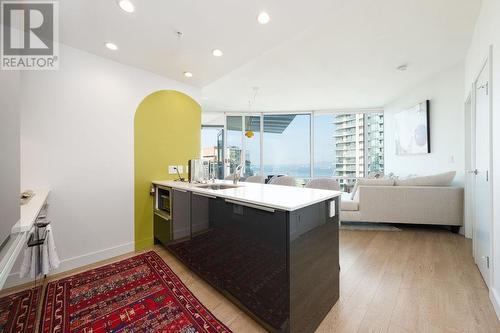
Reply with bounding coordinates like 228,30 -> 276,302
155,186 -> 171,217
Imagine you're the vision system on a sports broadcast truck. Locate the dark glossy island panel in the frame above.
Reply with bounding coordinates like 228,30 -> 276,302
166,194 -> 340,333
289,199 -> 340,332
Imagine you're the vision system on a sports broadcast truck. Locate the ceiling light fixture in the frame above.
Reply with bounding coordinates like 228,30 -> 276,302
397,64 -> 408,71
183,71 -> 193,78
105,42 -> 118,50
212,49 -> 224,57
117,0 -> 135,13
257,11 -> 270,24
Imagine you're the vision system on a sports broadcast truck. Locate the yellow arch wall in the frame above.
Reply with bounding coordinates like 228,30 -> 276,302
134,90 -> 201,250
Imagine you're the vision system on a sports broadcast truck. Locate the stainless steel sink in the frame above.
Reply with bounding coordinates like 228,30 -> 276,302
196,184 -> 240,190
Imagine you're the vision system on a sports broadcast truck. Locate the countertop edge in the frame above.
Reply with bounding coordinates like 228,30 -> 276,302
152,180 -> 341,212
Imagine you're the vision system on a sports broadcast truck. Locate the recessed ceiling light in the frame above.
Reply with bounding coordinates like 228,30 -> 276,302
397,64 -> 408,71
105,42 -> 118,50
117,0 -> 135,13
257,11 -> 270,24
183,71 -> 193,78
212,49 -> 223,57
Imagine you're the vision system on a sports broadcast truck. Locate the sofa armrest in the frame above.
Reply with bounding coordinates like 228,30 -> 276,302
357,186 -> 463,225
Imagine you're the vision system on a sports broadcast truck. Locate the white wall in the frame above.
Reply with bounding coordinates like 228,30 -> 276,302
6,44 -> 200,287
0,70 -> 21,250
384,64 -> 465,185
202,112 -> 225,126
464,0 -> 500,319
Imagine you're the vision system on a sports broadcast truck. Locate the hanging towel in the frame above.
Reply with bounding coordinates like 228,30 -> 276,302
20,233 -> 37,279
42,225 -> 60,274
20,224 -> 60,278
19,242 -> 32,278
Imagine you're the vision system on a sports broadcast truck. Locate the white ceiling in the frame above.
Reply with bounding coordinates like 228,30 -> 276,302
60,0 -> 338,86
60,0 -> 480,112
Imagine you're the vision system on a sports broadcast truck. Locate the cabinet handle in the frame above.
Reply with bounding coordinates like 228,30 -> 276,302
193,192 -> 217,199
225,199 -> 275,213
175,189 -> 188,193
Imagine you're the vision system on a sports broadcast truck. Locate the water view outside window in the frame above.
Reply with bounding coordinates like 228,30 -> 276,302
222,112 -> 384,187
314,114 -> 335,177
244,116 -> 261,177
263,114 -> 311,183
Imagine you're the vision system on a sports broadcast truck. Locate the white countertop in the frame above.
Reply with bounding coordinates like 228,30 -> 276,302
152,180 -> 341,211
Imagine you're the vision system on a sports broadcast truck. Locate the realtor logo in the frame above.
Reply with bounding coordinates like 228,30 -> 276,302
1,0 -> 59,70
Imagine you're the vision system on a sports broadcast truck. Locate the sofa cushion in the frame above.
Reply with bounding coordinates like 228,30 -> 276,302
341,193 -> 359,211
395,171 -> 456,186
350,177 -> 395,199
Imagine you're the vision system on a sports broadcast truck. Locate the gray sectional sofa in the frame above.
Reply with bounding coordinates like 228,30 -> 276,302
340,171 -> 464,228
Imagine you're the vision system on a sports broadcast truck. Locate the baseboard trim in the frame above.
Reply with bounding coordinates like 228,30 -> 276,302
4,241 -> 134,289
490,287 -> 500,321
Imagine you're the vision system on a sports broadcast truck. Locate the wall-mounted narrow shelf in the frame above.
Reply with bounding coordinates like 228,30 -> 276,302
12,189 -> 50,233
0,188 -> 50,289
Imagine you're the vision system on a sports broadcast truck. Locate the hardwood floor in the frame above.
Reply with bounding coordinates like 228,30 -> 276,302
317,227 -> 500,333
2,227 -> 499,332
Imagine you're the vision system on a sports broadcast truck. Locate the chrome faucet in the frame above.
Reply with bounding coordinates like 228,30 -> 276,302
210,162 -> 217,183
233,164 -> 243,185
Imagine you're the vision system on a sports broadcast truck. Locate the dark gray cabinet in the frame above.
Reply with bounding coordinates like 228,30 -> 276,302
172,189 -> 190,241
190,192 -> 213,236
167,195 -> 340,333
153,212 -> 171,245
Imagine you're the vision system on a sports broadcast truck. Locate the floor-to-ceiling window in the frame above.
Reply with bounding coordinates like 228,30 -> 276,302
263,114 -> 311,184
201,126 -> 224,179
244,116 -> 261,177
313,114 -> 336,177
366,113 -> 385,174
312,113 -> 385,191
221,111 -> 384,187
332,113 -> 365,191
226,116 -> 243,176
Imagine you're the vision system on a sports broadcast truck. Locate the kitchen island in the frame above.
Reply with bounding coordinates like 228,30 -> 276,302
152,180 -> 341,333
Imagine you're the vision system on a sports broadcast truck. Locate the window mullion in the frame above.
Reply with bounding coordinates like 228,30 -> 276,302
310,113 -> 314,179
260,114 -> 264,176
363,114 -> 368,177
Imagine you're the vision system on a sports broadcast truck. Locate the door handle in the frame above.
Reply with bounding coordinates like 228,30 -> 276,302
467,169 -> 478,175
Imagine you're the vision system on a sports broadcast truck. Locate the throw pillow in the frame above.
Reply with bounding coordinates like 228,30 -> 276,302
394,171 -> 456,186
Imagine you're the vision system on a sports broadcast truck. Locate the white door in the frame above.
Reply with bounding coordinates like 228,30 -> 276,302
473,59 -> 492,286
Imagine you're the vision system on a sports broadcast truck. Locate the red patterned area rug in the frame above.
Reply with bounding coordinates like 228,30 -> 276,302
40,251 -> 232,333
0,286 -> 41,333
